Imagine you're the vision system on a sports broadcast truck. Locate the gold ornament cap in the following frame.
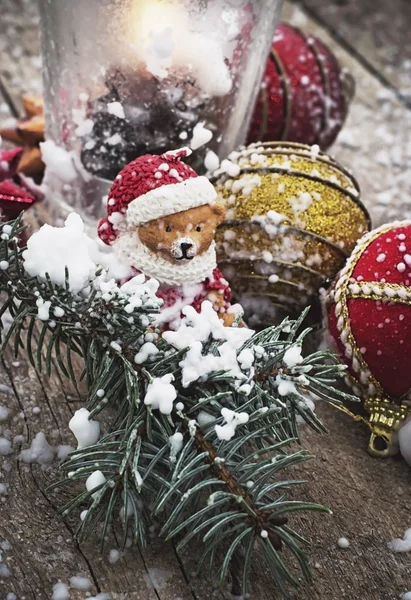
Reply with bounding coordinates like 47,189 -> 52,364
365,397 -> 408,457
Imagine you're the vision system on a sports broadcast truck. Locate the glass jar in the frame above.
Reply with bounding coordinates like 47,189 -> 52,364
39,0 -> 283,224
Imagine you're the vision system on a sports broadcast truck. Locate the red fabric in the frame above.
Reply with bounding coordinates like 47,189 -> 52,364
328,224 -> 411,399
158,267 -> 231,317
248,23 -> 347,149
0,179 -> 35,218
98,149 -> 196,245
129,267 -> 231,329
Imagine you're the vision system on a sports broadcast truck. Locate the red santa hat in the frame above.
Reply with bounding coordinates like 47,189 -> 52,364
98,147 -> 217,245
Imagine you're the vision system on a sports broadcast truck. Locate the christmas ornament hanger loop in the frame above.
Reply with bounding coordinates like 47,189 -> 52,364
329,400 -> 404,458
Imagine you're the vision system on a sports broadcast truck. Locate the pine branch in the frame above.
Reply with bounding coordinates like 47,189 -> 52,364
0,216 -> 356,598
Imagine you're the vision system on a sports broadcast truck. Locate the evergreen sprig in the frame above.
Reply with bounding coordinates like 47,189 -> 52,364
0,217 -> 355,598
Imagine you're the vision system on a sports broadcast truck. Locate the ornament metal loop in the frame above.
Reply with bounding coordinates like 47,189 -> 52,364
365,397 -> 408,458
368,430 -> 398,458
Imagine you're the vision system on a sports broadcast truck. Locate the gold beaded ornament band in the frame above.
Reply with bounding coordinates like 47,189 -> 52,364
325,221 -> 411,457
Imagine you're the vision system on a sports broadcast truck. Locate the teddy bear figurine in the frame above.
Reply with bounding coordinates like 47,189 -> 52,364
97,147 -> 236,329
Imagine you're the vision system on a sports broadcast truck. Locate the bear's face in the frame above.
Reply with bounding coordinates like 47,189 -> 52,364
138,203 -> 226,264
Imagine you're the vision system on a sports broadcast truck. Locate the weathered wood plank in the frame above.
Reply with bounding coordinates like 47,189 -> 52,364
0,347 -> 206,600
0,0 -> 42,117
292,0 -> 411,103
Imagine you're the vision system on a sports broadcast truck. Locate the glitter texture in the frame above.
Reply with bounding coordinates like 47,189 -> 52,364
214,142 -> 370,323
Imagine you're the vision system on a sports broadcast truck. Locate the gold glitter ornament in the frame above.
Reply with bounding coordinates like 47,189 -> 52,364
213,141 -> 370,325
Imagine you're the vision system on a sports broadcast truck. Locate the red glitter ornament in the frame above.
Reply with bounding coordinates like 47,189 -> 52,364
326,221 -> 411,456
248,23 -> 354,150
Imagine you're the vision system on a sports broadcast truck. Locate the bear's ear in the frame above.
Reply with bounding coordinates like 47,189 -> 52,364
211,202 -> 226,225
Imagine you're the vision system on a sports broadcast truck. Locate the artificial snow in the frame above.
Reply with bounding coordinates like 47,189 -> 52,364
153,282 -> 203,329
86,470 -> 106,498
0,406 -> 9,422
20,432 -> 55,465
52,582 -> 70,600
134,342 -> 159,365
69,576 -> 92,591
276,375 -> 298,397
197,411 -> 215,428
108,549 -> 120,564
144,375 -> 177,415
388,527 -> 411,552
0,564 -> 10,577
231,173 -> 262,197
219,159 -> 241,178
75,118 -> 94,137
41,141 -> 77,184
237,348 -> 255,370
215,408 -> 249,441
0,386 -> 14,396
190,122 -> 213,150
163,301 -> 253,387
0,437 -> 12,456
283,345 -> 303,368
23,212 -> 130,294
36,297 -> 51,321
69,408 -> 100,450
144,567 -> 171,591
204,150 -> 220,171
398,416 -> 411,465
106,133 -> 122,146
57,445 -> 75,461
169,432 -> 183,452
169,432 -> 184,463
107,101 -> 125,119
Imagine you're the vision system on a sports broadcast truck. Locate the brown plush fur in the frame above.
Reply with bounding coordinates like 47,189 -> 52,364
138,203 -> 226,264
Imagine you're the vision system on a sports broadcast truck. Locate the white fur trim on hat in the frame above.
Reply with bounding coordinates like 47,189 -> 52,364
126,176 -> 217,226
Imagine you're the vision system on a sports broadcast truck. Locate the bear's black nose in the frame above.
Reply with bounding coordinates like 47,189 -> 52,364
180,242 -> 193,258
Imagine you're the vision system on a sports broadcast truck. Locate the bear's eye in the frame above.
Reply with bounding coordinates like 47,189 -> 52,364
196,226 -> 201,232
166,225 -> 172,232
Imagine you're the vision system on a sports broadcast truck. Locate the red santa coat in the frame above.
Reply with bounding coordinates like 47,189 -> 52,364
130,267 -> 232,330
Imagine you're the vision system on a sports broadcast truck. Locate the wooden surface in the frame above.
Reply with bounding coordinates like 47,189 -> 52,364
1,1 -> 411,599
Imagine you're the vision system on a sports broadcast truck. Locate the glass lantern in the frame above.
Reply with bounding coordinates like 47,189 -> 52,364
38,0 -> 284,225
